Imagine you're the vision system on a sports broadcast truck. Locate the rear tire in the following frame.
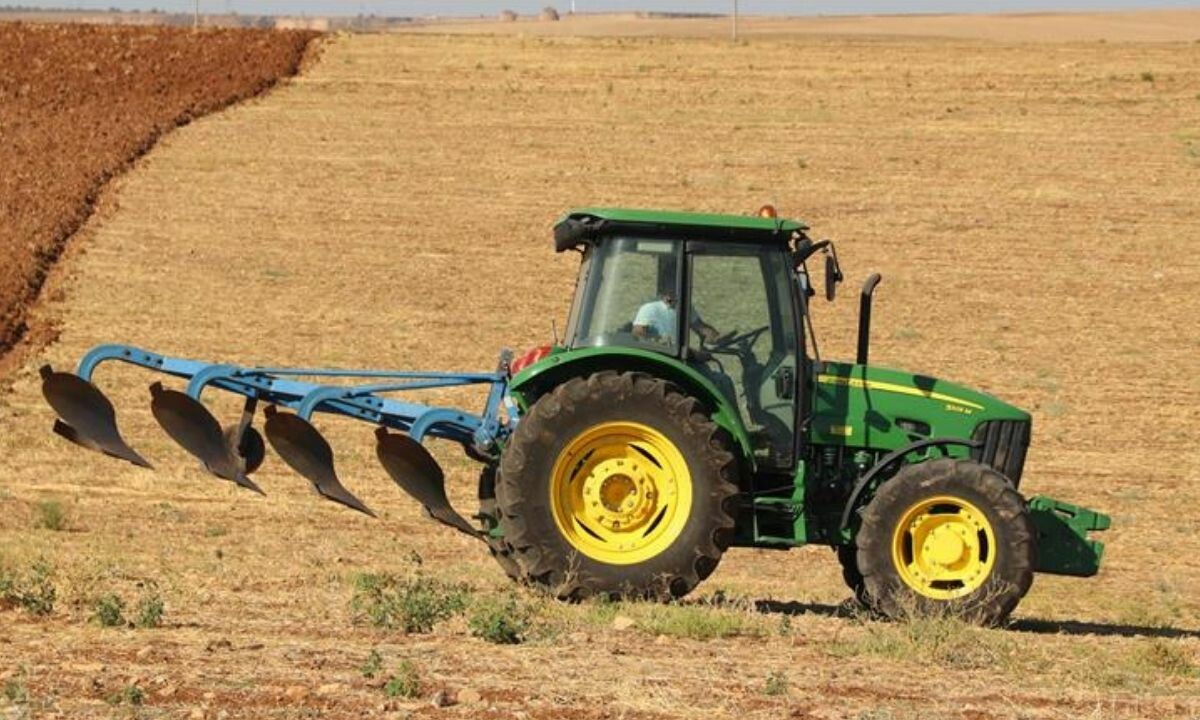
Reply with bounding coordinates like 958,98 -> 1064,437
855,458 -> 1035,625
836,545 -> 868,607
497,371 -> 738,600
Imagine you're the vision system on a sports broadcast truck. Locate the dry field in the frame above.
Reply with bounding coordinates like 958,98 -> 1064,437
404,9 -> 1200,42
2,13 -> 1200,719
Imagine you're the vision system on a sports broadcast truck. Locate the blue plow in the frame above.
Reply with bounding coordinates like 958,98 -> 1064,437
40,344 -> 514,536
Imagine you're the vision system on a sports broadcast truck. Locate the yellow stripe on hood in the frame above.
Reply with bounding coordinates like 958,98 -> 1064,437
816,374 -> 985,411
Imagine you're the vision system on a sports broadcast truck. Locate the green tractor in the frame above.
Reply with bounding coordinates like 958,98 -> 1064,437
40,207 -> 1109,625
492,208 -> 1109,623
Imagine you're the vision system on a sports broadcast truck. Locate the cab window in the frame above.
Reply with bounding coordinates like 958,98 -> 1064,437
687,246 -> 797,468
571,237 -> 682,354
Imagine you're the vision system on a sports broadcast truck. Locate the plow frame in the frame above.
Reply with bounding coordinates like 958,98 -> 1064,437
71,344 -> 511,450
43,343 -> 516,528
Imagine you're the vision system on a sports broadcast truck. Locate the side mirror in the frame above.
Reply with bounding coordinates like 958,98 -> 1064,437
824,251 -> 843,301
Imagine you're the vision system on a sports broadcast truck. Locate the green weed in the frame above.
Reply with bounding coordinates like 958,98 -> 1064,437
468,592 -> 530,645
0,559 -> 56,616
33,500 -> 68,531
349,572 -> 469,633
3,679 -> 28,704
360,649 -> 383,679
106,684 -> 145,706
384,660 -> 421,699
135,590 -> 165,629
92,593 -> 125,628
763,669 -> 789,696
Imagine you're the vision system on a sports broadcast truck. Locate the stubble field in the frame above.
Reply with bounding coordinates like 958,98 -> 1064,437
1,14 -> 1199,719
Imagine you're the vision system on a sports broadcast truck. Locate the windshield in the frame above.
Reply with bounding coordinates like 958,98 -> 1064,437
569,236 -> 683,355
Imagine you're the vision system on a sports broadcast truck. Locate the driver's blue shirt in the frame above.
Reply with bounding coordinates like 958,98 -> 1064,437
633,300 -> 707,338
633,299 -> 676,338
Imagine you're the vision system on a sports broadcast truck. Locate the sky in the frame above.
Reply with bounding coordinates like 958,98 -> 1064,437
9,0 -> 1199,16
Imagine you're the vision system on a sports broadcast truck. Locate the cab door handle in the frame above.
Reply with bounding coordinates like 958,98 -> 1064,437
774,367 -> 795,400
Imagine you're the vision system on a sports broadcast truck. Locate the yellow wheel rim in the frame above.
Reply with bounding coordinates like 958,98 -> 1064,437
549,421 -> 693,565
891,495 -> 996,600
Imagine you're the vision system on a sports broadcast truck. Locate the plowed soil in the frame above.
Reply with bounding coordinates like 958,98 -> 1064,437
0,23 -> 318,376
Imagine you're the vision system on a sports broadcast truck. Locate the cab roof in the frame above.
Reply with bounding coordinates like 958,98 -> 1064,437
553,207 -> 807,252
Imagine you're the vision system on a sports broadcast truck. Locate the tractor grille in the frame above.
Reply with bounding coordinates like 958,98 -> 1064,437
971,420 -> 1031,487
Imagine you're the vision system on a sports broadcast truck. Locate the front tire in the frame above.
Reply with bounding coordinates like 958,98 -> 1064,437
855,458 -> 1035,625
497,372 -> 738,600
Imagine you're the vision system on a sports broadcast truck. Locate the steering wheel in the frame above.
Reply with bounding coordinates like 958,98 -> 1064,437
706,325 -> 769,352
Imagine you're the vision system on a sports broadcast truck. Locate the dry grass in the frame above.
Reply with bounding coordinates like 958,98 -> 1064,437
1,23 -> 1200,719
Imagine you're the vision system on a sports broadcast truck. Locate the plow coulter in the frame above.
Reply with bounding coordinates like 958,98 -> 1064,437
41,343 -> 514,533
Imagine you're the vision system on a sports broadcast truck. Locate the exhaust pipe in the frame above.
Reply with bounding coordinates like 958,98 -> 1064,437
857,274 -> 882,365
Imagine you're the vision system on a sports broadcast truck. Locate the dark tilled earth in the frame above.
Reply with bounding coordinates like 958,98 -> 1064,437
0,23 -> 318,376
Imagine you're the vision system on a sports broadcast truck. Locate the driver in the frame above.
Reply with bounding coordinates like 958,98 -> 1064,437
632,291 -> 722,344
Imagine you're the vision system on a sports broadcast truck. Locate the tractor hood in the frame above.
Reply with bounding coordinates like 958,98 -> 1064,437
810,361 -> 1030,454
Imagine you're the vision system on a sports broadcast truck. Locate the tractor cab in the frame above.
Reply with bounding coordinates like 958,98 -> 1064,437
555,208 -> 809,471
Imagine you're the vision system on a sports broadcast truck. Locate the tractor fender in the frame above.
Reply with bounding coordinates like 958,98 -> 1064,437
507,346 -> 756,466
839,437 -> 982,532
